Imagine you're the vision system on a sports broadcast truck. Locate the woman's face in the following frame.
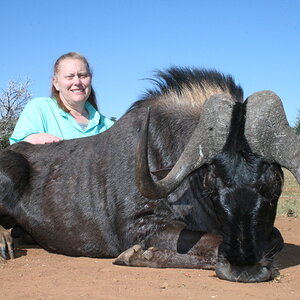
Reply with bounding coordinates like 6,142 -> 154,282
53,58 -> 92,108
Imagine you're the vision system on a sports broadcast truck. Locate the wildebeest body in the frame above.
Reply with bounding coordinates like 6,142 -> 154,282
2,109 -> 196,256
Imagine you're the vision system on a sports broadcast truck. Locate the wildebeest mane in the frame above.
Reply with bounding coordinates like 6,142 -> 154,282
127,67 -> 244,114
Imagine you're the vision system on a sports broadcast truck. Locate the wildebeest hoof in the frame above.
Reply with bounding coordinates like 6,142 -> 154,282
142,248 -> 155,261
113,245 -> 142,265
113,245 -> 158,267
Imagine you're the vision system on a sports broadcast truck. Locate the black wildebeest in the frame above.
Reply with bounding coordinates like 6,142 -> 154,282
0,68 -> 299,283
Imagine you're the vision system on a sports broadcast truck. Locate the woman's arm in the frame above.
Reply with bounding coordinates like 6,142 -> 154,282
10,98 -> 62,145
24,133 -> 62,144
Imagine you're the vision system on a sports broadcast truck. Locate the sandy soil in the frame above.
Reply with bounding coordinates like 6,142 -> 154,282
0,216 -> 299,300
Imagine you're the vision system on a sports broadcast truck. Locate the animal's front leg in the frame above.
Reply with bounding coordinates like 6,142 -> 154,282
0,225 -> 14,260
113,244 -> 217,269
113,230 -> 222,269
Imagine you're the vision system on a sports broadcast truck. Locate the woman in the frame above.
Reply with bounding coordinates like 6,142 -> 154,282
10,52 -> 114,144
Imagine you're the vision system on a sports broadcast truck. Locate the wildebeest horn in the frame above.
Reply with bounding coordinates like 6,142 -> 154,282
136,94 -> 236,199
245,91 -> 300,184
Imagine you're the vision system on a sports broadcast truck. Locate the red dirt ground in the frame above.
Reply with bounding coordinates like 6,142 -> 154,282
0,216 -> 299,300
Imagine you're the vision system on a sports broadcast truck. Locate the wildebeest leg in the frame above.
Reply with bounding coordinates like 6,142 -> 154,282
113,244 -> 218,269
0,150 -> 31,260
0,225 -> 14,260
114,229 -> 222,269
0,204 -> 15,261
0,219 -> 35,260
0,215 -> 17,260
0,216 -> 35,260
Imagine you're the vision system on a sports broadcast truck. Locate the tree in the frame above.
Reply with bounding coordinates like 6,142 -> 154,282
295,109 -> 300,136
0,78 -> 32,149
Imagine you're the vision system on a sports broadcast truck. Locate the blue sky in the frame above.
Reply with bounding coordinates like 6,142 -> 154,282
1,0 -> 299,125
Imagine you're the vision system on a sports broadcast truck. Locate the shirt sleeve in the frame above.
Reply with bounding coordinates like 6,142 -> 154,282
9,99 -> 47,144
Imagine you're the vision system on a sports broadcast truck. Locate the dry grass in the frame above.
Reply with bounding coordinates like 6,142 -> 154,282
277,169 -> 300,217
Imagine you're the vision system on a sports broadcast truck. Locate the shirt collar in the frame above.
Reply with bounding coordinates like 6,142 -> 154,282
56,100 -> 101,131
57,100 -> 99,121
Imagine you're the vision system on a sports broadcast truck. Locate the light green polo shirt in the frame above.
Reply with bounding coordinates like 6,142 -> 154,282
10,97 -> 114,144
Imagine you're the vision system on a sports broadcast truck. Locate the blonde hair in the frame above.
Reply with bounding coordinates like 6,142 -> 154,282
51,52 -> 98,112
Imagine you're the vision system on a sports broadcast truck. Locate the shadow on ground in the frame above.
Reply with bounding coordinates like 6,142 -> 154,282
277,243 -> 300,270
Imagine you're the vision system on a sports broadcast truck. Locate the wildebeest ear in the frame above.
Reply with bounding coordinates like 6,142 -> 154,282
151,167 -> 173,179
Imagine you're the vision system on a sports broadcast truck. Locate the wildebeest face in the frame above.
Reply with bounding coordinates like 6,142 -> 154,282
204,152 -> 284,282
